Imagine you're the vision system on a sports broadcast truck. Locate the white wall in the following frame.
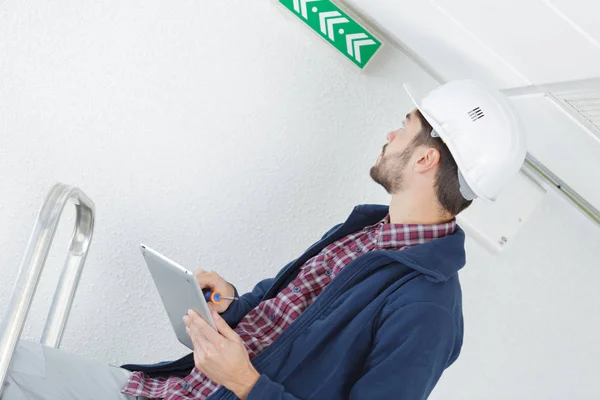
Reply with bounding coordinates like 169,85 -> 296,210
0,0 -> 437,365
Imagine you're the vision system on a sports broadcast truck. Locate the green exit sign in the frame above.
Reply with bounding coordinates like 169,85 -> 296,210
279,0 -> 383,69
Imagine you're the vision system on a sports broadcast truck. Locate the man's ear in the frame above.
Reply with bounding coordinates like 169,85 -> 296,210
414,147 -> 440,173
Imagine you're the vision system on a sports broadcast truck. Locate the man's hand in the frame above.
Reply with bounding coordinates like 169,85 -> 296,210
195,269 -> 236,313
183,309 -> 260,399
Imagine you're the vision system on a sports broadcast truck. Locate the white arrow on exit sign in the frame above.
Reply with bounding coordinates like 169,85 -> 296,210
345,33 -> 377,63
293,0 -> 321,19
319,11 -> 349,41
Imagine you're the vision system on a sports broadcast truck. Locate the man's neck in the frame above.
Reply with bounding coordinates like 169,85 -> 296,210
388,190 -> 453,225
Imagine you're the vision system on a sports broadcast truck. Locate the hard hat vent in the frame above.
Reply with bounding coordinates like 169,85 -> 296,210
468,107 -> 485,122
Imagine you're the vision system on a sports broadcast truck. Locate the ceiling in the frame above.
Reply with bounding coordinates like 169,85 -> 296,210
343,0 -> 600,89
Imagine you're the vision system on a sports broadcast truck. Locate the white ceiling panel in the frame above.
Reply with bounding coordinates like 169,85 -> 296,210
547,0 -> 600,49
342,0 -> 529,88
435,0 -> 600,85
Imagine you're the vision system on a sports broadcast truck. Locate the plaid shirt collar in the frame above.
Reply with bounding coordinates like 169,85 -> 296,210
370,213 -> 457,250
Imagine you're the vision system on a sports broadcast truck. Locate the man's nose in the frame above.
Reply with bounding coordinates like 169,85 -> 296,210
386,131 -> 395,143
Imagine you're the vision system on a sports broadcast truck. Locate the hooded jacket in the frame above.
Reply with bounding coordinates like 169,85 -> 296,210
123,204 -> 466,399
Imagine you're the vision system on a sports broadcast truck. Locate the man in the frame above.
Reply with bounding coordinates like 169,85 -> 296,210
1,80 -> 525,399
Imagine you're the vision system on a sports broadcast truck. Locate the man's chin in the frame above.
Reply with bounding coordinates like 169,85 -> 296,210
369,167 -> 382,185
370,168 -> 395,195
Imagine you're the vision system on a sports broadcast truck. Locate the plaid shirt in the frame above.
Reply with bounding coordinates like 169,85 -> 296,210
122,214 -> 456,399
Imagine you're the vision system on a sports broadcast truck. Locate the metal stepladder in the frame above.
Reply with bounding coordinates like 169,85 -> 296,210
0,184 -> 95,397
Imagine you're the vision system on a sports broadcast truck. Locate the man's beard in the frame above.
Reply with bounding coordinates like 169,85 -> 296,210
370,146 -> 414,194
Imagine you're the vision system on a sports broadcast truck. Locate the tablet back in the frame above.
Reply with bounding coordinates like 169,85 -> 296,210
140,244 -> 217,349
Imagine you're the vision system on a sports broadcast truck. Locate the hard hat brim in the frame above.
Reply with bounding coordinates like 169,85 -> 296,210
403,83 -> 493,202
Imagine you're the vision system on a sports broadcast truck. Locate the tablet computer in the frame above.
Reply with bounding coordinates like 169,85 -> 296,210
140,244 -> 217,349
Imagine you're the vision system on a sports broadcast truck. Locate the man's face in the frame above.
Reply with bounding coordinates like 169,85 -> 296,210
370,109 -> 424,194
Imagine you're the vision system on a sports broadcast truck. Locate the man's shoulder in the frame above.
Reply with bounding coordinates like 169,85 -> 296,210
378,270 -> 463,324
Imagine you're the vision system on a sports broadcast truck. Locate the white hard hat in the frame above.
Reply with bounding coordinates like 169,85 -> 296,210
404,79 -> 526,202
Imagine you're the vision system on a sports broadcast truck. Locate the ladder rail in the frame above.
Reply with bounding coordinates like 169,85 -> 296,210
0,183 -> 95,395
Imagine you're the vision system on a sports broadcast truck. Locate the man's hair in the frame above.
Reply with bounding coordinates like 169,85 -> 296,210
412,110 -> 473,216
